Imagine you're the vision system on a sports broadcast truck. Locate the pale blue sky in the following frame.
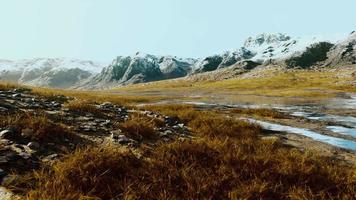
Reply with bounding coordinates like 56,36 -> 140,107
0,0 -> 355,62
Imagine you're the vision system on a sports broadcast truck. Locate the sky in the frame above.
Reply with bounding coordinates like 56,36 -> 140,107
0,0 -> 355,62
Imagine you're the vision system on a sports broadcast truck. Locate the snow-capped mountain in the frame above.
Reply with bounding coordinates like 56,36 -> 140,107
0,58 -> 105,88
191,33 -> 340,73
1,32 -> 354,89
74,52 -> 197,89
325,31 -> 356,66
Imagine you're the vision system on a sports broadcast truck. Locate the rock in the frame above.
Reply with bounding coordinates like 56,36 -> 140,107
0,139 -> 13,145
11,93 -> 21,98
0,130 -> 13,139
100,120 -> 111,127
0,107 -> 9,112
50,101 -> 61,108
0,156 -> 8,164
144,110 -> 154,116
42,154 -> 58,162
177,123 -> 185,128
21,128 -> 34,138
160,130 -> 173,137
100,102 -> 114,110
80,123 -> 97,132
18,152 -> 31,160
164,116 -> 177,126
0,169 -> 6,178
27,142 -> 40,150
111,133 -> 131,144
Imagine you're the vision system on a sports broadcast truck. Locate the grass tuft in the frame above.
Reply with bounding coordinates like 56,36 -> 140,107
119,114 -> 157,141
232,108 -> 287,118
0,113 -> 75,144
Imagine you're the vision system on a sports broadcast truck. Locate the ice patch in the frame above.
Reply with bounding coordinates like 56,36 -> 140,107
245,118 -> 356,151
326,126 -> 356,138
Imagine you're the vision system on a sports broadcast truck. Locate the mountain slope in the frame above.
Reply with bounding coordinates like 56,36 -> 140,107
325,31 -> 356,66
1,32 -> 353,89
0,58 -> 105,88
74,53 -> 197,89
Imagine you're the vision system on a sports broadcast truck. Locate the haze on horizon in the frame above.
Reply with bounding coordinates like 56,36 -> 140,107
0,0 -> 355,62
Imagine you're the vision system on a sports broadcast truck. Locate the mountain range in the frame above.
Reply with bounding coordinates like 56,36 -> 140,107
1,31 -> 355,89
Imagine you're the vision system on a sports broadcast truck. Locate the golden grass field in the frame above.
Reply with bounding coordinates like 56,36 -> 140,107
114,69 -> 356,98
1,69 -> 356,199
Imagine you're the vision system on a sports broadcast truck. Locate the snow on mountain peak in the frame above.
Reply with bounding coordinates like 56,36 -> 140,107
244,33 -> 291,48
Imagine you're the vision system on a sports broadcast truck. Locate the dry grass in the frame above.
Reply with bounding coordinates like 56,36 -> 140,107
143,104 -> 201,123
0,81 -> 24,91
232,108 -> 287,119
189,114 -> 261,138
115,70 -> 356,98
31,87 -> 171,107
144,104 -> 261,138
19,137 -> 356,200
0,113 -> 75,144
2,76 -> 356,199
64,100 -> 102,115
119,114 -> 157,141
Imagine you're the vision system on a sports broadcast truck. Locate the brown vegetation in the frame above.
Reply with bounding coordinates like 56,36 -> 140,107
20,138 -> 355,200
0,113 -> 75,144
119,114 -> 157,141
232,108 -> 287,119
64,100 -> 102,115
1,82 -> 355,199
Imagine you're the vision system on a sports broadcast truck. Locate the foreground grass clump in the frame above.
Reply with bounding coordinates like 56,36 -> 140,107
21,138 -> 355,200
119,114 -> 157,140
23,147 -> 142,200
189,114 -> 261,138
0,113 -> 74,144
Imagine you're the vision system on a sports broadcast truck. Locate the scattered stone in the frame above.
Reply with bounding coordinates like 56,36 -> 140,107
0,169 -> 6,178
11,93 -> 21,98
164,116 -> 177,126
111,133 -> 131,144
178,123 -> 185,128
0,139 -> 13,145
27,142 -> 40,150
160,130 -> 173,137
42,154 -> 58,162
0,156 -> 8,164
0,130 -> 13,139
100,120 -> 111,127
18,152 -> 31,160
100,102 -> 114,109
0,107 -> 8,112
